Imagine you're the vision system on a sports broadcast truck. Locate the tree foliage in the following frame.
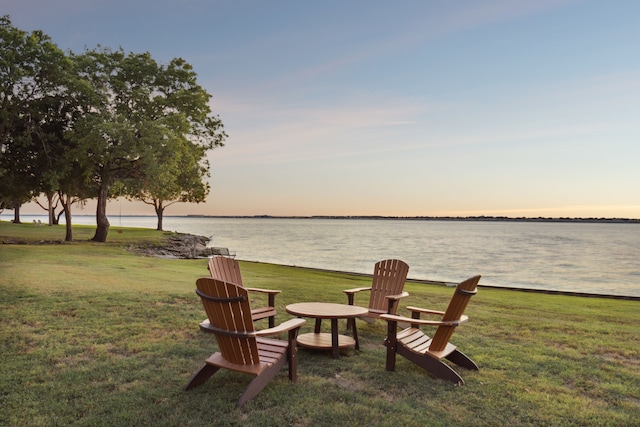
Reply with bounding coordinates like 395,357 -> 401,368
70,48 -> 225,239
0,15 -> 69,222
1,15 -> 91,239
1,16 -> 226,240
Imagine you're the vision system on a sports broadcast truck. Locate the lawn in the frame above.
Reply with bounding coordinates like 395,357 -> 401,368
1,221 -> 639,426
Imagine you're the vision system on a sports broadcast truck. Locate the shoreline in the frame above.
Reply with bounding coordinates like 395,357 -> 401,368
142,232 -> 640,301
239,260 -> 640,302
7,214 -> 640,224
4,220 -> 639,299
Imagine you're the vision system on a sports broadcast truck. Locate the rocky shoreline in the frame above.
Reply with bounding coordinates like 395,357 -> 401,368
134,233 -> 214,258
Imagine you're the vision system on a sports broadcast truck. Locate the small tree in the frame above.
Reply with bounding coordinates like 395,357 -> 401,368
128,136 -> 212,231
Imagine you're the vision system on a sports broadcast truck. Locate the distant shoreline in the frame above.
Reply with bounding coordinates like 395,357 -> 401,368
181,215 -> 640,224
9,214 -> 640,224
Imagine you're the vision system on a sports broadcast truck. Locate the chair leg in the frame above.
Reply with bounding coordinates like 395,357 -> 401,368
384,320 -> 398,371
425,358 -> 465,385
237,358 -> 286,407
352,318 -> 360,350
346,318 -> 354,332
287,329 -> 299,382
396,346 -> 466,385
184,363 -> 221,390
417,356 -> 465,385
446,349 -> 479,371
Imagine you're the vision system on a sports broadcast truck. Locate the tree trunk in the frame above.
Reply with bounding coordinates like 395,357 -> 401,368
58,191 -> 74,241
155,202 -> 164,231
12,202 -> 21,224
92,184 -> 110,242
59,192 -> 73,242
56,207 -> 64,225
47,193 -> 55,226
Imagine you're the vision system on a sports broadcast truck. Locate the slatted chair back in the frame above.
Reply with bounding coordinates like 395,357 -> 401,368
369,259 -> 410,314
195,277 -> 260,365
208,256 -> 244,286
429,275 -> 480,352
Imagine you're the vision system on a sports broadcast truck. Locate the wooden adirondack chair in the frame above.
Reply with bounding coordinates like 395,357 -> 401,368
381,275 -> 481,385
207,255 -> 280,328
343,259 -> 410,330
185,277 -> 305,407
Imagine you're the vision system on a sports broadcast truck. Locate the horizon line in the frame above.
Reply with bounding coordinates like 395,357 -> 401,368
8,214 -> 640,223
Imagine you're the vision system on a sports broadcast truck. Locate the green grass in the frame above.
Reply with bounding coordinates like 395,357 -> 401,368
1,221 -> 639,426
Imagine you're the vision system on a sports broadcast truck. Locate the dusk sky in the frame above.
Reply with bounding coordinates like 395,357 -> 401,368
5,0 -> 640,218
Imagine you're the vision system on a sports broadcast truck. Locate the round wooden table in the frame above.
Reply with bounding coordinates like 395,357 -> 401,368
286,302 -> 368,359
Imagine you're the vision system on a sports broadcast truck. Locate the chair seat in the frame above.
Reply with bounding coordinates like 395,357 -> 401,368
365,308 -> 387,317
251,306 -> 277,321
205,338 -> 288,375
397,328 -> 458,360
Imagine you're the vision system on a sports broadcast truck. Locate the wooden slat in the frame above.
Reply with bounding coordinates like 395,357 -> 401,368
256,337 -> 289,349
396,327 -> 422,340
208,256 -> 279,325
209,256 -> 244,286
251,307 -> 277,319
401,331 -> 430,349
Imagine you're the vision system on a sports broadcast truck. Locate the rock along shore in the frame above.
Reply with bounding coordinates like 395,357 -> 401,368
134,233 -> 214,259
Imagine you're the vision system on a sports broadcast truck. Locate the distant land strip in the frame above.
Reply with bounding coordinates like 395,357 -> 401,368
182,215 -> 640,223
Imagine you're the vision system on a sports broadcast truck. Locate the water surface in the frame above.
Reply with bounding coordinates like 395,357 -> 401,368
14,215 -> 640,297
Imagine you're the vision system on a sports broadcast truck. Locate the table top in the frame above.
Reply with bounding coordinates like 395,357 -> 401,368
286,302 -> 368,319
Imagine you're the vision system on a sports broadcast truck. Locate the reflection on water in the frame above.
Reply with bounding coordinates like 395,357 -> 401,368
13,215 -> 640,297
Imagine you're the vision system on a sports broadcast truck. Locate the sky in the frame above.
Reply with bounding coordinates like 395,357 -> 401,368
4,0 -> 640,218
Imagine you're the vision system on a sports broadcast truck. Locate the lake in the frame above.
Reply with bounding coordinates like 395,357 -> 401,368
16,214 -> 637,298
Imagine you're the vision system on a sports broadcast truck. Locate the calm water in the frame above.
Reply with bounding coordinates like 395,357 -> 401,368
13,215 -> 640,297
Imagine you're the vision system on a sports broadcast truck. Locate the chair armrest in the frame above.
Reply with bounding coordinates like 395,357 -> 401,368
343,287 -> 372,295
245,287 -> 281,295
383,291 -> 409,315
199,319 -> 215,333
406,306 -> 445,316
200,318 -> 306,337
344,287 -> 371,305
254,318 -> 306,337
386,291 -> 409,301
380,314 -> 468,327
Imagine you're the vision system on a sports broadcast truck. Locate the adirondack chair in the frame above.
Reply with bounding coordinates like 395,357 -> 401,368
207,256 -> 280,328
381,275 -> 481,385
343,259 -> 410,330
185,277 -> 305,407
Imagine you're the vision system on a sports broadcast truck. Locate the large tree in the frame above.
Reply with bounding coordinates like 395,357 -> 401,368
0,16 -> 72,225
0,16 -> 41,220
70,48 -> 225,242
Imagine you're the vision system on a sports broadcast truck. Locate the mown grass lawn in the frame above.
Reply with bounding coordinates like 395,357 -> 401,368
1,221 -> 639,426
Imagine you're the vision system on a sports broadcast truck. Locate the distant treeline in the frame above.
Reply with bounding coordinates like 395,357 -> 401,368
184,215 -> 640,223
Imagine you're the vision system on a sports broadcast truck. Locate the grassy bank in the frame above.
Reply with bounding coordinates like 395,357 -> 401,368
1,221 -> 639,426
